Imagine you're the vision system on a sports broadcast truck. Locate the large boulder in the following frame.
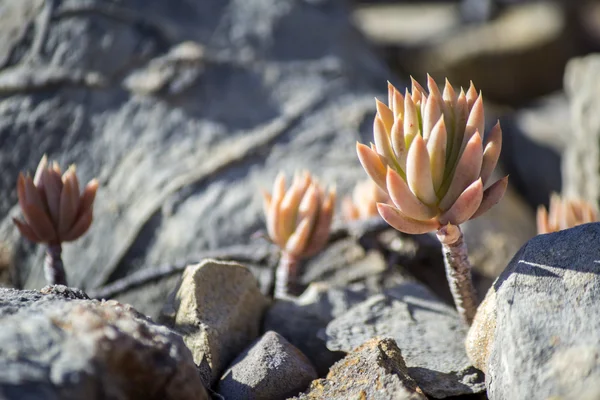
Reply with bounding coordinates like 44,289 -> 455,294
0,286 -> 208,400
0,0 -> 392,317
467,223 -> 600,399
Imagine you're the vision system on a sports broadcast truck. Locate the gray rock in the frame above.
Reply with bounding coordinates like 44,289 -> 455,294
161,259 -> 270,386
263,282 -> 370,376
563,54 -> 600,205
292,337 -> 427,400
325,282 -> 485,398
218,331 -> 317,400
0,287 -> 208,400
467,223 -> 600,400
0,0 -> 392,320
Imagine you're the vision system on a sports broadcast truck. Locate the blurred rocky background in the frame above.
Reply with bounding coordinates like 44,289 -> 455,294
1,0 -> 600,398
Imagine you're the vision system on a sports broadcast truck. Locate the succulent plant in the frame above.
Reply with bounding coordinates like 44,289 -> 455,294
537,193 -> 598,234
357,76 -> 508,325
13,155 -> 98,286
262,171 -> 336,298
342,179 -> 391,221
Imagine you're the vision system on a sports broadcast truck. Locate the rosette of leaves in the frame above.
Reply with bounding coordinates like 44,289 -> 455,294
357,76 -> 508,325
13,155 -> 98,286
262,171 -> 335,298
537,193 -> 597,234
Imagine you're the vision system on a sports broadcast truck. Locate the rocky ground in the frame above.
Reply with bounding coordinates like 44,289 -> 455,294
1,0 -> 600,399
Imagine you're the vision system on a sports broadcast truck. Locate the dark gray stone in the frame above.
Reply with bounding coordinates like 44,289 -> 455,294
218,331 -> 317,400
263,282 -> 370,377
470,223 -> 600,400
325,282 -> 485,398
292,337 -> 427,400
0,288 -> 208,400
0,0 -> 392,319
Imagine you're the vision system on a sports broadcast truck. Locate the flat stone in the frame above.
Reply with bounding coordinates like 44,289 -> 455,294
161,259 -> 270,386
0,288 -> 208,400
467,223 -> 600,399
325,282 -> 485,398
218,331 -> 317,400
292,337 -> 427,400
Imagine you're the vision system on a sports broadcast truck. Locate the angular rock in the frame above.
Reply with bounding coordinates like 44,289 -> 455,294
563,54 -> 600,205
467,223 -> 600,400
162,259 -> 270,385
218,331 -> 317,400
325,283 -> 485,398
263,282 -> 370,376
0,0 -> 393,320
292,337 -> 427,400
0,287 -> 208,400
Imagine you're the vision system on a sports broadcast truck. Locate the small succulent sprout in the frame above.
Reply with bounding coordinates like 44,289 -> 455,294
357,76 -> 508,325
13,155 -> 99,286
536,193 -> 598,234
342,179 -> 391,221
262,171 -> 336,298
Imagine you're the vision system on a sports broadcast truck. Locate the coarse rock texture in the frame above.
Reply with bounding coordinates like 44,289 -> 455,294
563,54 -> 600,206
264,235 -> 417,376
0,0 -> 392,318
0,286 -> 208,400
467,223 -> 600,400
325,282 -> 485,398
263,282 -> 370,376
292,337 -> 427,400
217,331 -> 317,400
161,259 -> 270,386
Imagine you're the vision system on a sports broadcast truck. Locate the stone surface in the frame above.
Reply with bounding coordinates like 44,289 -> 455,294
0,287 -> 208,400
218,331 -> 317,400
0,0 -> 392,318
467,223 -> 600,400
563,54 -> 600,206
325,282 -> 485,398
161,259 -> 270,386
292,337 -> 427,400
263,282 -> 370,376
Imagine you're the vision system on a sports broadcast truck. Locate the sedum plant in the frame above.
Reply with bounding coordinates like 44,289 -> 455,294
537,193 -> 598,234
357,75 -> 507,325
342,179 -> 391,221
13,155 -> 98,286
262,171 -> 335,298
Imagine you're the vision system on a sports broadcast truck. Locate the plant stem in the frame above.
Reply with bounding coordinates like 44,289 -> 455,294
274,252 -> 300,299
44,244 -> 67,286
437,224 -> 477,326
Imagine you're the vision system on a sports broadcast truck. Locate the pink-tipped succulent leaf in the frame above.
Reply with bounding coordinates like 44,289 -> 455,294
263,171 -> 336,259
357,76 -> 508,234
536,193 -> 598,234
13,155 -> 99,244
